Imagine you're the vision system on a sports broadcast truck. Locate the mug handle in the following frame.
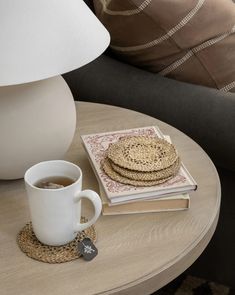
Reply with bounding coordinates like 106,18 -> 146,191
73,189 -> 102,232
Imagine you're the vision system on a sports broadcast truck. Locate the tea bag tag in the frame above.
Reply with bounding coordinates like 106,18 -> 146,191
78,238 -> 98,261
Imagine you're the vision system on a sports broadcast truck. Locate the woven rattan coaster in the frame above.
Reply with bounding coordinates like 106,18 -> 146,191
102,157 -> 172,186
107,136 -> 178,172
17,217 -> 97,263
110,157 -> 181,181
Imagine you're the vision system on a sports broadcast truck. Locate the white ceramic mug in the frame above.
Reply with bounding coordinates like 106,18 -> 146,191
24,160 -> 102,246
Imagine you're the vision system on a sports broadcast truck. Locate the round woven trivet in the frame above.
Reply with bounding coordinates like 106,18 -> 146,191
102,157 -> 172,186
17,217 -> 97,263
110,157 -> 181,181
107,136 -> 178,172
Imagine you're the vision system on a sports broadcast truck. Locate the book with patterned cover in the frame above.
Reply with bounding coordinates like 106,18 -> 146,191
81,126 -> 197,204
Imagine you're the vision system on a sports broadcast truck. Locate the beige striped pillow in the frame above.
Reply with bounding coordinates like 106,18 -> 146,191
94,0 -> 235,93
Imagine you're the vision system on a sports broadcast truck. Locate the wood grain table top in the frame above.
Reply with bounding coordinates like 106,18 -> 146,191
0,102 -> 221,295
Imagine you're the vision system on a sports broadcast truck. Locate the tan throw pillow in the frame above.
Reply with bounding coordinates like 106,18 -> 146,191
94,0 -> 235,93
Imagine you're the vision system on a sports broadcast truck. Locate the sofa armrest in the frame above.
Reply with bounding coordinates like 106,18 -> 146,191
63,55 -> 235,171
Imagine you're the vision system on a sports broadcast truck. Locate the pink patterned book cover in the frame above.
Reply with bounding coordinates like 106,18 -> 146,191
81,126 -> 197,204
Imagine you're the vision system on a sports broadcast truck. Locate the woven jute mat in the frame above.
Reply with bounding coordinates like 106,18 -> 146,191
17,217 -> 97,263
102,136 -> 181,186
110,157 -> 181,181
102,157 -> 172,186
107,136 -> 178,172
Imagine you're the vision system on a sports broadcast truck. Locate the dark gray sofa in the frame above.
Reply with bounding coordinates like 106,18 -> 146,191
64,0 -> 235,290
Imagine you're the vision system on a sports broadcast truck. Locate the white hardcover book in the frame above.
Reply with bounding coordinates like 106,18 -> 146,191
81,126 -> 197,204
99,184 -> 190,215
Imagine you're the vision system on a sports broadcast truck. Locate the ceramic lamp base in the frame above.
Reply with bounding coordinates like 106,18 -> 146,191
0,76 -> 76,179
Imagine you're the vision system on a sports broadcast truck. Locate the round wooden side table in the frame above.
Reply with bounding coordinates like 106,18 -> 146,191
0,102 -> 220,295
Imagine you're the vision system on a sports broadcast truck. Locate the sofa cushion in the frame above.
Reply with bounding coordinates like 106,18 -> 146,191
94,0 -> 235,92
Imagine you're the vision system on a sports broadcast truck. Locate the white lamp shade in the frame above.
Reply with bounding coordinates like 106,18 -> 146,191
0,0 -> 110,86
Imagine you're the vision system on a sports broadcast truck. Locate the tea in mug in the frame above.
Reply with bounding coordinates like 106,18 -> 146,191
34,176 -> 75,189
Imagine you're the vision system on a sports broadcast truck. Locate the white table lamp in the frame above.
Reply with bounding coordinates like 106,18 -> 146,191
0,0 -> 110,179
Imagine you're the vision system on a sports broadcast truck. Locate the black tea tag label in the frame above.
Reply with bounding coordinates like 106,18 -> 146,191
77,238 -> 98,261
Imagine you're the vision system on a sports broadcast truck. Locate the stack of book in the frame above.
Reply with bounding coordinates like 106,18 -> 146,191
81,126 -> 197,215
